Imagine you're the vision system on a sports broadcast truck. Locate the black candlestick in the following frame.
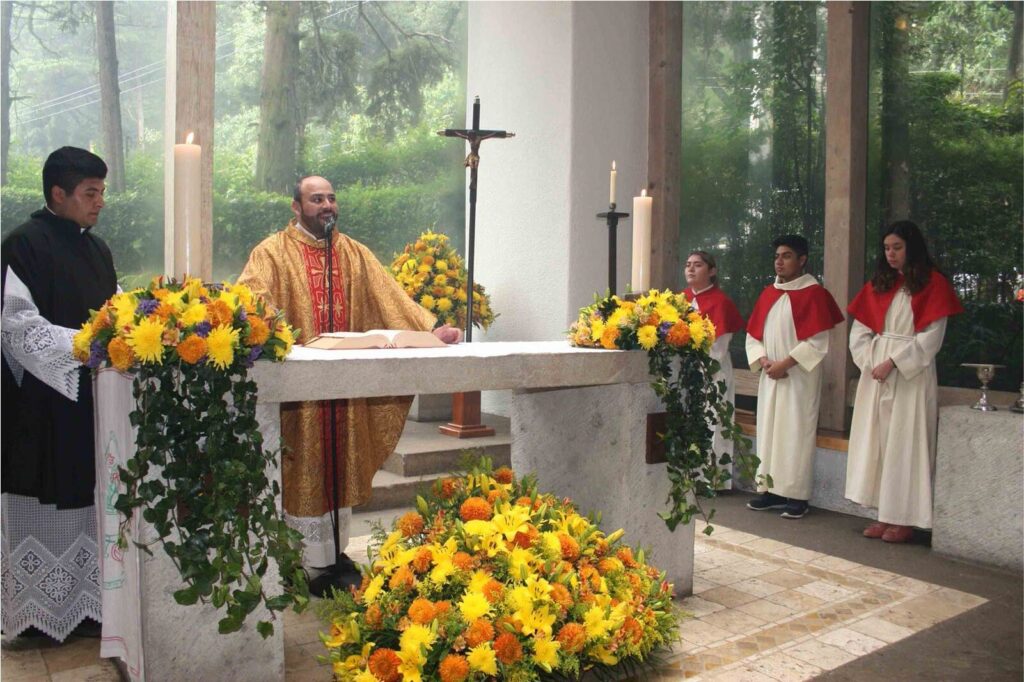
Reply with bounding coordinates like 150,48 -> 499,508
597,202 -> 630,295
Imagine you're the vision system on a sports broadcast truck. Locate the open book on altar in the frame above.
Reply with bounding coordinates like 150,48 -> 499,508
303,329 -> 446,350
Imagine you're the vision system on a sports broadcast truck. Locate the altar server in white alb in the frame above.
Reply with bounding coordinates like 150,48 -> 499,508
744,235 -> 843,519
682,250 -> 745,488
845,221 -> 962,544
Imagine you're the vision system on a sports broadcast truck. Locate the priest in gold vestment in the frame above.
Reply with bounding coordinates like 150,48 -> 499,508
239,176 -> 460,591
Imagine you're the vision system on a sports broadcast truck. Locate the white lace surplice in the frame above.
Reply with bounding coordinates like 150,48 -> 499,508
1,267 -> 101,641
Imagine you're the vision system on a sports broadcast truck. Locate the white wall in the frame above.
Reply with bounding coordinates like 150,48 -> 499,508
466,1 -> 650,345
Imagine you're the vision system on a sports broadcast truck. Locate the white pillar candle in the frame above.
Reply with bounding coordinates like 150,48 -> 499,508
609,160 -> 617,206
631,189 -> 653,292
173,132 -> 202,279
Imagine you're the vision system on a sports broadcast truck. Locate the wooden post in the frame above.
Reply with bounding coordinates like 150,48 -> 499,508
439,391 -> 495,439
647,1 -> 683,292
166,1 -> 215,282
821,1 -> 869,432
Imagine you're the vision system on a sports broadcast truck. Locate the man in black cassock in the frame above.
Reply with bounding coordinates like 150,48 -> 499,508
1,147 -> 117,641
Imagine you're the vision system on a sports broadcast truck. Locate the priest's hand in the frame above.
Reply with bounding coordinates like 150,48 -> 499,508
871,358 -> 895,382
433,325 -> 463,344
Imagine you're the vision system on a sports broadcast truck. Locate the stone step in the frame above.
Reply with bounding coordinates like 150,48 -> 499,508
381,413 -> 512,477
356,413 -> 512,513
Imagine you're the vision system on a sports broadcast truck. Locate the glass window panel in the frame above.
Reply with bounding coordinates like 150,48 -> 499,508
679,1 -> 828,368
866,2 -> 1023,390
212,1 -> 467,281
1,1 -> 167,288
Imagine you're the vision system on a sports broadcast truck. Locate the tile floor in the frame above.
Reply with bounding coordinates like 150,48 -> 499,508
1,521 -> 988,682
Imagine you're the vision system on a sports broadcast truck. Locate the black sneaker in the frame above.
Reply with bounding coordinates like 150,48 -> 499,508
746,492 -> 787,511
780,500 -> 809,519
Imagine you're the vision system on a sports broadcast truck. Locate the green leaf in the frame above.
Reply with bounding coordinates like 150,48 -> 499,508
173,586 -> 199,605
256,621 -> 274,639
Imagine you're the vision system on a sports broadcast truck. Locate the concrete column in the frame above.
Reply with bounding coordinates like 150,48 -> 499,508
821,1 -> 869,432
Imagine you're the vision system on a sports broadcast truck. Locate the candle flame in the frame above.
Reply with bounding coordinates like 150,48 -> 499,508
612,161 -> 616,171
641,189 -> 648,197
185,132 -> 194,145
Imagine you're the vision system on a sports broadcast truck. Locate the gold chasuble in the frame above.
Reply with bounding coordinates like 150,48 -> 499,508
238,221 -> 435,525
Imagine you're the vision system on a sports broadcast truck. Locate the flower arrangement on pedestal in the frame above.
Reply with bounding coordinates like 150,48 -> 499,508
318,458 -> 678,681
391,230 -> 497,330
568,290 -> 763,531
73,276 -> 308,637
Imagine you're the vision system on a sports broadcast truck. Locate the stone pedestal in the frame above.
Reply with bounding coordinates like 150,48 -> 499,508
932,406 -> 1023,572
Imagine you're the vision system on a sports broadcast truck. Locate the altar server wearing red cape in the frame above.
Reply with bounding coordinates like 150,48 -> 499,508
683,251 -> 745,488
845,221 -> 962,543
745,235 -> 844,519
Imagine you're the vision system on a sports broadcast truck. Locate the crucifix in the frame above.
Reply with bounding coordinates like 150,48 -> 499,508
436,96 -> 514,438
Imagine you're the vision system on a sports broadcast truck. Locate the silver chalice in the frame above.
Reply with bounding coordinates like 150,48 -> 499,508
961,363 -> 1005,412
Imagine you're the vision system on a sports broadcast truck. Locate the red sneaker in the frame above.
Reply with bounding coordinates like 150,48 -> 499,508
863,522 -> 890,539
882,525 -> 914,543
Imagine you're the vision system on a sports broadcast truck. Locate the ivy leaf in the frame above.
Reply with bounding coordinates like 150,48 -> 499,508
256,621 -> 274,639
173,586 -> 199,605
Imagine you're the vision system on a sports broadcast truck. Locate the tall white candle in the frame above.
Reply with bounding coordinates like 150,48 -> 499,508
173,132 -> 202,279
631,189 -> 653,292
609,161 -> 617,206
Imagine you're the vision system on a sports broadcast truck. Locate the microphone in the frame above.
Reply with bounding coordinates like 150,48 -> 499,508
322,215 -> 337,233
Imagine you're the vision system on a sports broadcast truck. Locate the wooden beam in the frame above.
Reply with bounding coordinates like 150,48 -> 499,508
171,1 -> 215,282
821,1 -> 869,432
647,1 -> 682,292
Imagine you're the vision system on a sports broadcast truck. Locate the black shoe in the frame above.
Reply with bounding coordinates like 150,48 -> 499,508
746,492 -> 787,511
308,560 -> 363,598
780,500 -> 809,519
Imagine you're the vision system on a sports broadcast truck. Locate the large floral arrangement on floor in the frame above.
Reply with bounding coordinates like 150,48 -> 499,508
73,276 -> 308,637
568,290 -> 762,531
391,230 -> 497,330
318,459 -> 678,681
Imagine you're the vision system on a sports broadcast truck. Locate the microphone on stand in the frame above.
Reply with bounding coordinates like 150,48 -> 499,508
322,214 -> 337,234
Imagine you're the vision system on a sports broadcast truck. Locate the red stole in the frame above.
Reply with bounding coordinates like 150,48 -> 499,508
847,270 -> 963,334
746,280 -> 844,341
684,286 -> 745,335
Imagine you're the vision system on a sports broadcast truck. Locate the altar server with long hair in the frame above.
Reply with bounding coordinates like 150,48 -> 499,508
683,250 -> 745,487
845,221 -> 962,543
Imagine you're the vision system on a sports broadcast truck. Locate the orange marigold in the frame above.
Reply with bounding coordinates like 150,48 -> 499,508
434,600 -> 452,616
207,299 -> 234,327
558,533 -> 580,561
459,497 -> 493,522
365,603 -> 384,630
154,302 -> 175,321
412,547 -> 433,574
397,511 -> 426,538
407,597 -> 436,625
621,616 -> 644,646
616,547 -> 639,568
176,335 -> 207,365
493,467 -> 514,484
464,619 -> 495,648
600,325 -> 620,350
556,623 -> 587,654
482,579 -> 504,604
438,654 -> 470,682
550,583 -> 573,610
246,316 -> 270,346
494,632 -> 523,665
367,648 -> 402,682
512,524 -> 539,549
107,337 -> 135,372
486,489 -> 506,505
452,551 -> 474,570
439,477 -> 461,500
515,496 -> 534,508
598,557 -> 624,575
666,321 -> 691,347
388,565 -> 416,591
91,307 -> 112,331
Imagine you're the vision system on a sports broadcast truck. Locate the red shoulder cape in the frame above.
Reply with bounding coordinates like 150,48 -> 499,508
746,281 -> 844,341
847,270 -> 963,334
684,286 -> 745,335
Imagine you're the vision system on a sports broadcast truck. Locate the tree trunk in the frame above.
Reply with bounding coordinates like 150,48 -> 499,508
255,2 -> 301,195
95,1 -> 125,192
1008,0 -> 1023,99
880,5 -> 911,223
1,1 -> 13,186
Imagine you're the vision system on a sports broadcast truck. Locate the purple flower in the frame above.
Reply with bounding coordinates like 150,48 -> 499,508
194,321 -> 212,337
243,346 -> 263,368
237,307 -> 248,321
136,299 -> 160,316
659,321 -> 673,335
86,340 -> 106,369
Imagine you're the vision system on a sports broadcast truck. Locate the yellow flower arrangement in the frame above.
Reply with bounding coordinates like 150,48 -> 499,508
567,289 -> 715,353
391,230 -> 497,330
318,458 -> 678,681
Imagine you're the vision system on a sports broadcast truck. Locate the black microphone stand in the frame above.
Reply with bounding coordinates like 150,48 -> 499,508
309,216 -> 353,598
